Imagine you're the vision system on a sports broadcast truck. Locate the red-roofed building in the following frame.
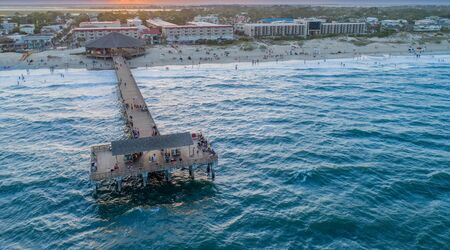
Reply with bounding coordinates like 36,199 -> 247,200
140,28 -> 162,45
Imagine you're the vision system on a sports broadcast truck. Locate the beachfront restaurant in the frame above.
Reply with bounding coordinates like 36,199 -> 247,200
85,32 -> 146,59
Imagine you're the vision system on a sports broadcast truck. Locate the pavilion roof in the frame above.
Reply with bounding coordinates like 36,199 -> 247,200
111,132 -> 194,156
85,32 -> 145,49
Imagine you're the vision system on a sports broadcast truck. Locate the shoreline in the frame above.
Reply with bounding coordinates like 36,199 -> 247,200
1,34 -> 450,71
1,51 -> 448,75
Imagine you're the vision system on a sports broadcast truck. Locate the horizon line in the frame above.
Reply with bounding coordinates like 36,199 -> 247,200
1,3 -> 450,7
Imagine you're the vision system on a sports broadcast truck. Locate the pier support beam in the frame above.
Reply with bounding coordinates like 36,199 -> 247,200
93,182 -> 99,195
211,162 -> 215,180
116,177 -> 123,192
164,169 -> 171,182
142,172 -> 149,187
189,165 -> 195,179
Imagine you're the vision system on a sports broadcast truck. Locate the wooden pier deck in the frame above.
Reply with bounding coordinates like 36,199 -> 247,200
114,55 -> 158,138
90,56 -> 218,183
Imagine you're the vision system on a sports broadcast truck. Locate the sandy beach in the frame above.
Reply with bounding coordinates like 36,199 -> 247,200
1,32 -> 450,70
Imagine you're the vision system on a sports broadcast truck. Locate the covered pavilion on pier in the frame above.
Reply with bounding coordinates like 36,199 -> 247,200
85,32 -> 146,59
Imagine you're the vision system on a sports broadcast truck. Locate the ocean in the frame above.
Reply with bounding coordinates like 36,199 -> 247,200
0,55 -> 449,249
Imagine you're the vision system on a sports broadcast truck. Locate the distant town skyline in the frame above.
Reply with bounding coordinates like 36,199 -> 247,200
1,0 -> 450,6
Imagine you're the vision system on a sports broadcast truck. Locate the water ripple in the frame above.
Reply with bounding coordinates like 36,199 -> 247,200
0,55 -> 450,249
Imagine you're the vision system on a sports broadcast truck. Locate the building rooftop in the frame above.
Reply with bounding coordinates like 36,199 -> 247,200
73,27 -> 138,32
80,21 -> 120,25
259,18 -> 294,23
244,22 -> 306,27
147,18 -> 178,27
147,19 -> 231,29
187,21 -> 223,27
163,22 -> 232,29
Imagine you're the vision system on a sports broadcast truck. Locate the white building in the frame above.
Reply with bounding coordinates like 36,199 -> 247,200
23,34 -> 54,49
320,22 -> 367,35
413,19 -> 441,32
243,23 -> 307,37
79,21 -> 121,28
421,16 -> 450,29
193,15 -> 219,24
1,21 -> 18,34
72,27 -> 139,45
147,19 -> 234,43
413,25 -> 441,32
127,17 -> 143,27
41,24 -> 64,34
19,24 -> 35,35
380,19 -> 408,30
366,17 -> 379,26
415,19 -> 437,26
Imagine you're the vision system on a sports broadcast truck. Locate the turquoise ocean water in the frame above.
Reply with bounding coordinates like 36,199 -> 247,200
0,55 -> 449,249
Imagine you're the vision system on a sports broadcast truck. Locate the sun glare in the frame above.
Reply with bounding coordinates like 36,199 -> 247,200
113,0 -> 158,4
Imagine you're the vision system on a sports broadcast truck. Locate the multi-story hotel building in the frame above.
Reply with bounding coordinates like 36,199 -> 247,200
243,18 -> 366,38
320,22 -> 367,35
147,19 -> 234,43
243,23 -> 308,37
72,27 -> 139,45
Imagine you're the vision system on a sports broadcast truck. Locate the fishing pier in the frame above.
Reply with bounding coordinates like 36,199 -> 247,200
88,33 -> 218,191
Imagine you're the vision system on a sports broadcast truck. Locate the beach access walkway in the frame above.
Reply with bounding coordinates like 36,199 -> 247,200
89,55 -> 218,189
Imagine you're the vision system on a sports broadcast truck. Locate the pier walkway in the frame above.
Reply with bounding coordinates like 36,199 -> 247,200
90,55 -> 218,184
114,55 -> 158,137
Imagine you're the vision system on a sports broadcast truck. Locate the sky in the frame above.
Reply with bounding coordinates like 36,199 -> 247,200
0,0 -> 449,5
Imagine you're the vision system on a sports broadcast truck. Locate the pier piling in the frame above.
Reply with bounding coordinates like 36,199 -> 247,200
189,165 -> 195,179
142,172 -> 149,187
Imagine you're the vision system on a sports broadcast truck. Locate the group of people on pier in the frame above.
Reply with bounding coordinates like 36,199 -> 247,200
124,102 -> 148,112
197,133 -> 216,156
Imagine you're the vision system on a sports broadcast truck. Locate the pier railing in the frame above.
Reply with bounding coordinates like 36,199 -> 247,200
90,155 -> 218,181
91,144 -> 110,152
